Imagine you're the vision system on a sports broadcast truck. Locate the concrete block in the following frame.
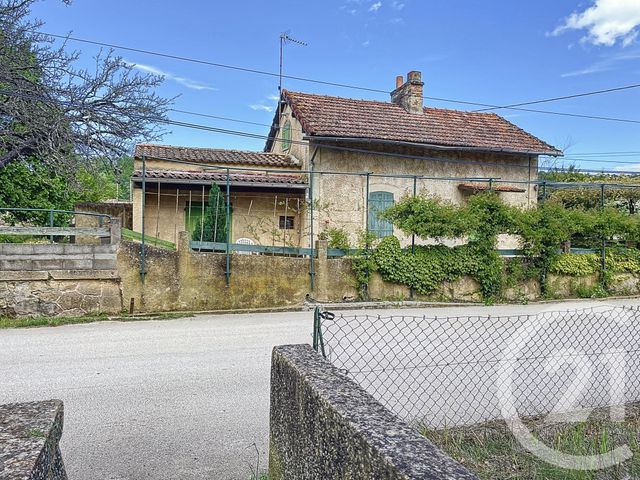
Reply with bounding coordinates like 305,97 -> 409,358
93,253 -> 116,261
0,260 -> 34,271
0,244 -> 35,255
0,271 -> 49,281
49,270 -> 119,280
31,244 -> 65,255
32,259 -> 65,270
93,259 -> 117,270
93,245 -> 117,254
63,244 -> 95,254
61,259 -> 93,270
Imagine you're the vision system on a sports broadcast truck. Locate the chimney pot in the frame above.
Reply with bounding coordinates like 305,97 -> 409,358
395,75 -> 404,89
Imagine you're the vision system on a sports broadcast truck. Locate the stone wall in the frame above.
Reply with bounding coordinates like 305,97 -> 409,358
268,344 -> 478,479
117,236 -> 640,313
119,232 -> 312,312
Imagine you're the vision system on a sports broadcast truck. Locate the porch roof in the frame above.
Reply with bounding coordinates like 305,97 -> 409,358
131,169 -> 308,189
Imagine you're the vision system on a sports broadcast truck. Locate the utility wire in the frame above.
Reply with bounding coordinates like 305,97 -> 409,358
4,87 -> 640,174
37,31 -> 640,126
474,83 -> 640,112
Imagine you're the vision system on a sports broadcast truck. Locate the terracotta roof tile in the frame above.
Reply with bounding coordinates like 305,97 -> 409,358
283,90 -> 561,156
135,144 -> 298,167
131,169 -> 307,186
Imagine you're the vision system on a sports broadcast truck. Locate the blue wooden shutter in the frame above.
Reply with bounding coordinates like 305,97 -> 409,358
368,191 -> 394,238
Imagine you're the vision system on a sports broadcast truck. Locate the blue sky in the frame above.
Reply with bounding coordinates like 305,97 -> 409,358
31,0 -> 640,171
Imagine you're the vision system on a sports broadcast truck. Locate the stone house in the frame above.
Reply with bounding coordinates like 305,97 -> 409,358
265,70 -> 561,246
131,70 -> 561,248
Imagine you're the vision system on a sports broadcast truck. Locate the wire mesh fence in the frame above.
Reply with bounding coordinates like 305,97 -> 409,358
313,305 -> 640,430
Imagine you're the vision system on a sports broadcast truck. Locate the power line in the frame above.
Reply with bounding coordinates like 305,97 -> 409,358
5,86 -> 640,175
475,83 -> 640,112
37,31 -> 640,126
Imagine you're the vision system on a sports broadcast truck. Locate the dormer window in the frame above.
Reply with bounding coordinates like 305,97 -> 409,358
282,121 -> 291,152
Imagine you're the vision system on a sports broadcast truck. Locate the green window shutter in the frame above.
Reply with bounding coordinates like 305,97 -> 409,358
368,191 -> 394,238
282,121 -> 291,151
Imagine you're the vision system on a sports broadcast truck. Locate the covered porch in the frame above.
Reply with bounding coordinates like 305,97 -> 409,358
131,169 -> 309,248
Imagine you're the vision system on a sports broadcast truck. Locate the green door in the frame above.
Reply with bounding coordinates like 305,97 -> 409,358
368,191 -> 394,238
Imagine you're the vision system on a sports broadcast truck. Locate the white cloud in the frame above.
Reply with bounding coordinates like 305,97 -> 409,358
266,93 -> 281,101
391,0 -> 405,10
362,40 -> 370,47
249,104 -> 274,113
369,1 -> 382,12
551,0 -> 640,47
560,49 -> 640,77
390,17 -> 404,25
126,61 -> 217,91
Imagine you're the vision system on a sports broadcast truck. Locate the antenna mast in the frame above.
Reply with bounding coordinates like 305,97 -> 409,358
278,32 -> 308,126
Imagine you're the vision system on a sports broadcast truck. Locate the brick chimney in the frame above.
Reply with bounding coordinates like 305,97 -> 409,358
390,71 -> 424,114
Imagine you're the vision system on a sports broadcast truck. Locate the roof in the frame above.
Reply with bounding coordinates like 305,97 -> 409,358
135,144 -> 299,168
131,169 -> 307,188
458,182 -> 526,193
275,90 -> 561,156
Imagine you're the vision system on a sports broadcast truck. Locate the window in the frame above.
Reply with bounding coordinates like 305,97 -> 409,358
279,215 -> 295,230
282,121 -> 291,151
368,191 -> 394,238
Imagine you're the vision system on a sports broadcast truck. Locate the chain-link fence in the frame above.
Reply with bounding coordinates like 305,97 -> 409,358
313,305 -> 640,429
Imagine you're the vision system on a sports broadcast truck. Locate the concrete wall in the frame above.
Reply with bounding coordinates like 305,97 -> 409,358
269,344 -> 478,479
0,220 -> 123,317
0,400 -> 68,480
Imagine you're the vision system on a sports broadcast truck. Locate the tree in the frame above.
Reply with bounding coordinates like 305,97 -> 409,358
0,0 -> 172,171
192,183 -> 229,243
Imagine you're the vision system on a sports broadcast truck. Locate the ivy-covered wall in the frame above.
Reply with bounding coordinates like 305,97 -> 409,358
350,191 -> 640,304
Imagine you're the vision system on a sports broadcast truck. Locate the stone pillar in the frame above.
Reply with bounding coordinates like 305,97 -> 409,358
110,217 -> 122,246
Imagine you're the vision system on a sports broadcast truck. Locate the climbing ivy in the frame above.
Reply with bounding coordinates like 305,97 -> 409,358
353,191 -> 640,303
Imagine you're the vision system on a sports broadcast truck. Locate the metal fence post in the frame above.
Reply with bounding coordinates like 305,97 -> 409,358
601,183 -> 606,285
225,168 -> 231,287
48,209 -> 54,243
140,155 -> 146,282
410,176 -> 417,300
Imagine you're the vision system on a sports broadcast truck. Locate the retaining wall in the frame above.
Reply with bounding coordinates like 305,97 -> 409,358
268,344 -> 477,479
0,221 -> 123,317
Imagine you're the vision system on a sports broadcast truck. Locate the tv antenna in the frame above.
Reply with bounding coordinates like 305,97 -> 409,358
278,32 -> 308,120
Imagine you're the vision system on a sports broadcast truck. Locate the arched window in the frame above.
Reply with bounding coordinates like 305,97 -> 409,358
368,191 -> 394,238
282,121 -> 291,151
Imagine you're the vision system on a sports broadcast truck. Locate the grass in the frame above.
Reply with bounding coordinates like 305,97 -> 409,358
0,311 -> 191,329
122,227 -> 176,250
422,403 -> 640,479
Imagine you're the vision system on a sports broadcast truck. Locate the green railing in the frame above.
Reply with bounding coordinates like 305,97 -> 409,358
0,208 -> 112,242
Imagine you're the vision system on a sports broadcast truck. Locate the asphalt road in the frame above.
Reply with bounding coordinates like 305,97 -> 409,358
1,299 -> 639,479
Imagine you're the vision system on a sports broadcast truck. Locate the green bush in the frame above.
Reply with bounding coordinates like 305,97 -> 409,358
353,190 -> 640,302
325,227 -> 351,251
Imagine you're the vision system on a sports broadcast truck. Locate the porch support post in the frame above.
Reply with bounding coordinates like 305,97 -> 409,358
225,168 -> 231,287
